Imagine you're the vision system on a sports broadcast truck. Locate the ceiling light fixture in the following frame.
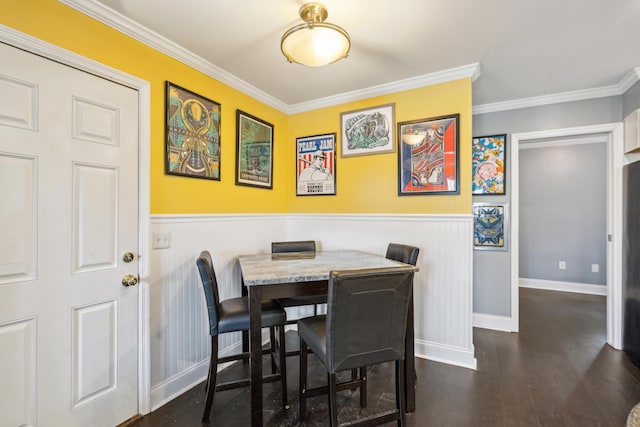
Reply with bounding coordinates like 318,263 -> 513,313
281,3 -> 350,67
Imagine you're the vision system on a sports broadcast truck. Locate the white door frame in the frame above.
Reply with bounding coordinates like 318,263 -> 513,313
0,25 -> 152,414
510,123 -> 624,349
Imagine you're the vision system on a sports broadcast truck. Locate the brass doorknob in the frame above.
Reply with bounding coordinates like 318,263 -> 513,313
122,274 -> 138,287
123,252 -> 135,263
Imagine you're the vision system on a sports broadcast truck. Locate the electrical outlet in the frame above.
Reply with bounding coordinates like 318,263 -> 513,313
559,261 -> 566,270
153,232 -> 171,249
592,264 -> 599,273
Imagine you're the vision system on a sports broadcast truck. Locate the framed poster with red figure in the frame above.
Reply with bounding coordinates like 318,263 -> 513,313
397,114 -> 459,195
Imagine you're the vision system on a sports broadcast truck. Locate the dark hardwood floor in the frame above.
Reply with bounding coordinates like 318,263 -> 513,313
133,288 -> 640,426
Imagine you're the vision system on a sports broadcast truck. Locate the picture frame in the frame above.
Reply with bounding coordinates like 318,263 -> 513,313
340,103 -> 395,158
235,109 -> 273,189
296,133 -> 336,196
472,134 -> 507,195
473,203 -> 508,251
165,81 -> 221,180
397,114 -> 460,195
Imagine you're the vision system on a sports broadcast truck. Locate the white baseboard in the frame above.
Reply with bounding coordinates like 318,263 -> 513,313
150,359 -> 209,412
473,313 -> 513,332
150,333 -> 271,412
519,278 -> 607,296
414,339 -> 477,370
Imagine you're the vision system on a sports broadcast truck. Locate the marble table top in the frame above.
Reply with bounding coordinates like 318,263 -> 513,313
238,249 -> 417,286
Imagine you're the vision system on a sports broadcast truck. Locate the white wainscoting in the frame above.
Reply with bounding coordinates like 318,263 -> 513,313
148,213 -> 476,410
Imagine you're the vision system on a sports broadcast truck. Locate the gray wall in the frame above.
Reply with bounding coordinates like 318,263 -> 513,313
519,142 -> 607,285
472,95 -> 623,317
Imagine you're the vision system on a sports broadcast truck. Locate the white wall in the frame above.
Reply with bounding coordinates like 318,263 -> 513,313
148,213 -> 475,410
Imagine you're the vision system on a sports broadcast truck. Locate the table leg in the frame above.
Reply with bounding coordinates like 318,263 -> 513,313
404,289 -> 416,412
248,286 -> 263,426
241,279 -> 249,353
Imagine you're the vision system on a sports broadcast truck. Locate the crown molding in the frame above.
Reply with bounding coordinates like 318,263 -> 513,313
59,0 -> 479,114
56,0 -> 640,116
473,67 -> 640,115
59,0 -> 289,112
286,63 -> 480,114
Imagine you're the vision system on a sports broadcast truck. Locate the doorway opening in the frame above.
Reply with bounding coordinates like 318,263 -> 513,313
510,123 -> 624,349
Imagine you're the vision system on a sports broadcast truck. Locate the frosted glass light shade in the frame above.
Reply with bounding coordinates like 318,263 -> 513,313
281,22 -> 350,67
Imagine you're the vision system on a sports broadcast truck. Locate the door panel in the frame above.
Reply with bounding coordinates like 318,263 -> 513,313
0,42 -> 139,427
0,153 -> 37,284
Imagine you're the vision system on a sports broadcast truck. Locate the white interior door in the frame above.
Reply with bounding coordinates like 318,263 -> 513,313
0,43 -> 139,427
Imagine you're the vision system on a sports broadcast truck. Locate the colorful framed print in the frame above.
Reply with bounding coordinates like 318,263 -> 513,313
296,133 -> 336,196
340,103 -> 395,158
165,81 -> 221,180
472,134 -> 506,195
235,110 -> 273,189
397,114 -> 460,195
473,203 -> 508,251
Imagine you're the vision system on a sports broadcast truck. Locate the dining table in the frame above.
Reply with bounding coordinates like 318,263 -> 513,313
237,249 -> 419,427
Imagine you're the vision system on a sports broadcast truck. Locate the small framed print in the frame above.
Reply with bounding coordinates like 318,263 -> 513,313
472,134 -> 506,195
397,114 -> 460,195
296,133 -> 336,196
235,110 -> 273,189
473,203 -> 508,251
340,103 -> 395,158
165,81 -> 221,180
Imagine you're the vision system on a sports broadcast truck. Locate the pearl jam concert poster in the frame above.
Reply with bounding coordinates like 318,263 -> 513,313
296,133 -> 336,196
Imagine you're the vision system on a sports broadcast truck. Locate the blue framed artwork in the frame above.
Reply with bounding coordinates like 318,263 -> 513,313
473,203 -> 508,251
472,134 -> 506,195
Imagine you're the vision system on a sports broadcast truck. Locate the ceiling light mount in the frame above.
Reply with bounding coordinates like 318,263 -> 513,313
281,3 -> 350,67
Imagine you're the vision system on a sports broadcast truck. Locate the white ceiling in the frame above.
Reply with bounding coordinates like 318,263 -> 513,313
64,0 -> 640,114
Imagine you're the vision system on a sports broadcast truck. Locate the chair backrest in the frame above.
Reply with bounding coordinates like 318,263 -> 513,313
271,240 -> 316,253
196,251 -> 221,336
325,266 -> 415,373
385,243 -> 419,266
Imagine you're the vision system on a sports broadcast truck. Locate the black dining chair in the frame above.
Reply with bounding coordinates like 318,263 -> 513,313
298,266 -> 415,426
196,251 -> 289,423
271,240 -> 327,321
385,243 -> 419,267
385,243 -> 419,411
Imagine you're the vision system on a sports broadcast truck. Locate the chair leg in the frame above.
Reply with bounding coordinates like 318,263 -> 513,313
278,325 -> 289,409
270,326 -> 277,374
202,336 -> 218,423
396,359 -> 406,427
328,372 -> 338,427
299,338 -> 308,420
359,366 -> 367,408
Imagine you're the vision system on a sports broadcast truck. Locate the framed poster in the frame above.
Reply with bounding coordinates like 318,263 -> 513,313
473,203 -> 508,251
472,134 -> 506,195
340,103 -> 395,157
296,133 -> 336,196
165,81 -> 221,180
397,114 -> 460,195
235,109 -> 273,189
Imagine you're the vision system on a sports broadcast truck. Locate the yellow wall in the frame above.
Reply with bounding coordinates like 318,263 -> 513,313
2,0 -> 471,215
288,79 -> 472,214
2,0 -> 289,214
